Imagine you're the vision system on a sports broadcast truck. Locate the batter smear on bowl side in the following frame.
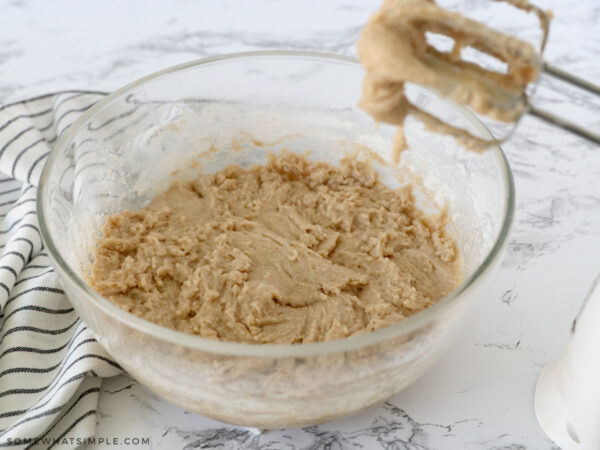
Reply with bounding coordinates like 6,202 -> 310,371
89,152 -> 461,344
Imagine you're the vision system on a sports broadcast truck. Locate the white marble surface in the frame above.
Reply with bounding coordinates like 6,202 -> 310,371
2,0 -> 599,449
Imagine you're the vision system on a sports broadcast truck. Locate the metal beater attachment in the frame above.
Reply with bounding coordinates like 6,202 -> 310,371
358,0 -> 599,160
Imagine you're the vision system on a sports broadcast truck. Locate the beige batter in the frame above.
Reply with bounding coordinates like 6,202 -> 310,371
90,152 -> 461,344
358,0 -> 550,161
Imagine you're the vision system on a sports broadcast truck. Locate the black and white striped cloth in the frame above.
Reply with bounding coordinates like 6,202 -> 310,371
0,92 -> 122,449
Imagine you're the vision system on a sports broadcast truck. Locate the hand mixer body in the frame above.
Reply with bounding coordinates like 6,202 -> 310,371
535,273 -> 600,450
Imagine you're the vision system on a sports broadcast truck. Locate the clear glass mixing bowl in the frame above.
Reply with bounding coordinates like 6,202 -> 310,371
38,51 -> 514,428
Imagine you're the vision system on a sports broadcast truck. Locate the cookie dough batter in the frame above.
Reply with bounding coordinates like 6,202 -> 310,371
90,152 -> 461,344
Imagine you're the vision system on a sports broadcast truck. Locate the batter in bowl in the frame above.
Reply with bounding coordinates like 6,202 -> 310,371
89,152 -> 461,344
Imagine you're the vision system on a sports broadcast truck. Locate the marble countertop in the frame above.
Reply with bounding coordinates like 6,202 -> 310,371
2,0 -> 599,448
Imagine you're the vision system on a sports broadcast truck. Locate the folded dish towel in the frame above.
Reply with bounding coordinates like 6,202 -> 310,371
0,92 -> 122,450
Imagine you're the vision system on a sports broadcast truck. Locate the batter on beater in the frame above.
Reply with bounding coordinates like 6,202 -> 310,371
358,0 -> 550,161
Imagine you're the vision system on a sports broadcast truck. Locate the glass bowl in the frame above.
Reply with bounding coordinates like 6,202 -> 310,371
38,51 -> 514,428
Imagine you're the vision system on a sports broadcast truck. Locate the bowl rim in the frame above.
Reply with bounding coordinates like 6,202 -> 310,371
37,50 -> 515,358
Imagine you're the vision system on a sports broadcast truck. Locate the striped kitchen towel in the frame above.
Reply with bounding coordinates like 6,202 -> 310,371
0,92 -> 122,450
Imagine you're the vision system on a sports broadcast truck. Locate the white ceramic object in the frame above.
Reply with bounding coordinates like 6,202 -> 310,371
535,272 -> 600,450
